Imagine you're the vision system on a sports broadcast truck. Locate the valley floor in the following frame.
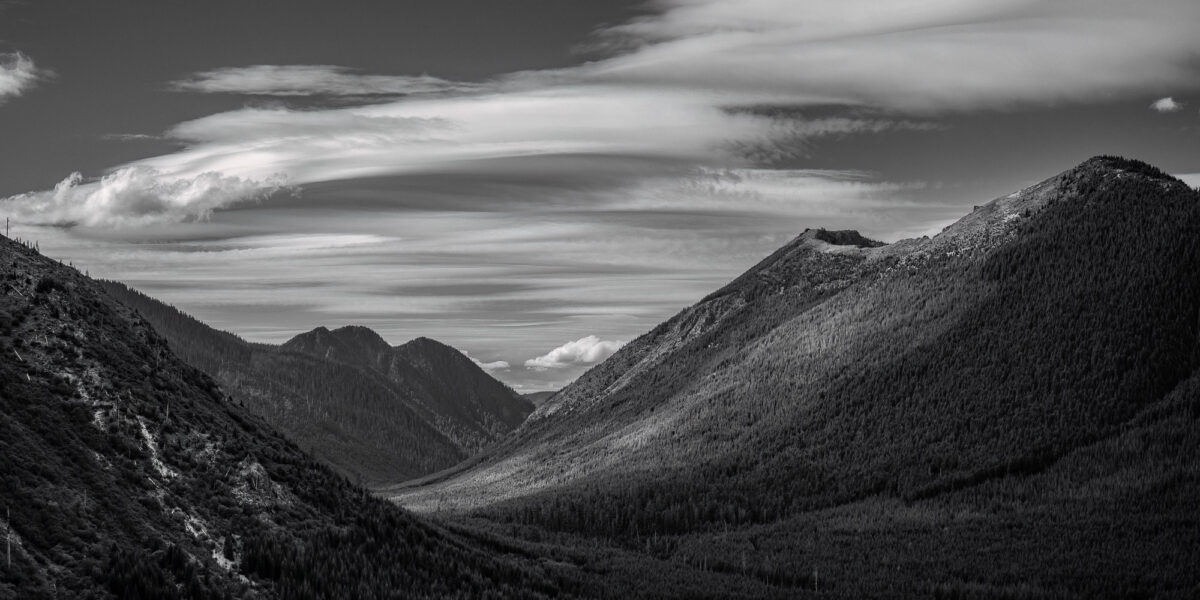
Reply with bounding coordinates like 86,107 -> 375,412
420,482 -> 1197,599
394,384 -> 1200,599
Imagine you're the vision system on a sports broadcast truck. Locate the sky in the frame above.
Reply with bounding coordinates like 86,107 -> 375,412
2,0 -> 1199,391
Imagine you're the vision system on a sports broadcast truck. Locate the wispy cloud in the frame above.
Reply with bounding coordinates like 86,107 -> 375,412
1150,97 -> 1184,112
170,65 -> 484,97
525,335 -> 626,371
101,133 -> 164,142
131,86 -> 789,184
586,0 -> 1200,112
0,52 -> 50,104
12,2 -> 1199,217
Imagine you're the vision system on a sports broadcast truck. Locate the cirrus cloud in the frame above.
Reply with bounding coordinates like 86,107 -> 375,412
169,65 -> 484,97
525,335 -> 626,371
585,0 -> 1200,112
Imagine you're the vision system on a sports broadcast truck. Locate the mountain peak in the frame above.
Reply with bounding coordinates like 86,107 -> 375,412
282,323 -> 392,366
329,324 -> 391,350
397,336 -> 457,356
802,228 -> 886,248
1077,155 -> 1174,180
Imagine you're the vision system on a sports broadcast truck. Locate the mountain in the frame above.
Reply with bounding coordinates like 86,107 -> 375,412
280,325 -> 392,371
0,233 -> 577,598
389,157 -> 1200,596
283,329 -> 531,453
96,284 -> 532,485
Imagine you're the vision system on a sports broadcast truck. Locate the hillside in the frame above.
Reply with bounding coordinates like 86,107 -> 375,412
97,284 -> 532,485
0,234 -> 578,599
388,157 -> 1200,596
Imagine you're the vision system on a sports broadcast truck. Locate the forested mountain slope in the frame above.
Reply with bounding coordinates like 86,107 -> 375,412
97,284 -> 531,485
284,329 -> 532,454
391,156 -> 1200,527
0,234 -> 577,599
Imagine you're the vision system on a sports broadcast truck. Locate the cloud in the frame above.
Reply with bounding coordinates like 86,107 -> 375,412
585,0 -> 1200,111
525,335 -> 626,370
170,65 -> 484,97
123,85 -> 797,186
81,0 -> 1200,196
0,52 -> 49,104
1150,97 -> 1184,112
474,358 -> 512,372
1,167 -> 287,227
106,87 -> 935,194
101,133 -> 163,142
20,1 -> 1199,219
462,349 -> 511,372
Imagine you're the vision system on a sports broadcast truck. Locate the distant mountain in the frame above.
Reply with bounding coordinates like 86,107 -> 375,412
0,234 -> 574,598
96,285 -> 532,485
390,157 -> 1200,595
283,328 -> 532,453
281,324 -> 392,371
522,391 -> 558,407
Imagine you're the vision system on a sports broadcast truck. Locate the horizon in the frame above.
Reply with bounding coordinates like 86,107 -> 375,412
3,0 -> 1200,390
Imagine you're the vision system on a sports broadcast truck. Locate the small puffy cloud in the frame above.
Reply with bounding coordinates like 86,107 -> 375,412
525,335 -> 625,370
460,348 -> 511,372
0,52 -> 49,104
1150,97 -> 1184,112
170,65 -> 483,97
463,350 -> 511,372
1,167 -> 287,228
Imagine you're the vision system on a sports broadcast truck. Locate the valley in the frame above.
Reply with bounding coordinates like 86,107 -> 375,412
2,157 -> 1199,598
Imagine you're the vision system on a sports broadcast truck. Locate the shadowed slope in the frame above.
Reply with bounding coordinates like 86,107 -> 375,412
97,285 -> 532,485
0,234 -> 577,598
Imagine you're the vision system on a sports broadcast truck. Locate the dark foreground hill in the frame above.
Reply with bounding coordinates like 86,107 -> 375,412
390,157 -> 1200,597
96,284 -> 532,485
0,234 -> 573,599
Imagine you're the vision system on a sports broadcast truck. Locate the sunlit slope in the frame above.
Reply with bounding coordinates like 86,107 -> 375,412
390,157 -> 1200,531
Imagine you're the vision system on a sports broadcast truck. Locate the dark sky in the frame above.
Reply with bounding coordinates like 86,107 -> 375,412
2,0 -> 1199,390
0,0 -> 647,193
